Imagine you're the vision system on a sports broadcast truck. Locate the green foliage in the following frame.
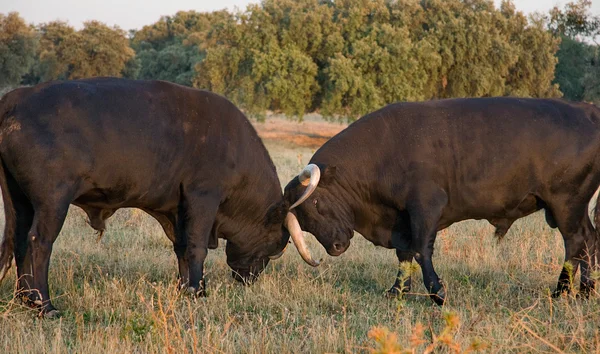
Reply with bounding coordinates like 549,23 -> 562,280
554,36 -> 591,101
547,0 -> 600,39
22,20 -> 134,83
251,44 -> 319,118
583,47 -> 600,104
60,21 -> 135,79
0,12 -> 37,89
505,14 -> 561,98
135,42 -> 202,85
5,0 -> 596,120
131,11 -> 221,86
548,0 -> 600,103
33,21 -> 74,82
194,1 -> 331,119
194,0 -> 563,120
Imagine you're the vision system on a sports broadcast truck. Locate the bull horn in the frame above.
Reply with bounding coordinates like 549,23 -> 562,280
290,164 -> 321,209
268,242 -> 288,260
285,212 -> 320,267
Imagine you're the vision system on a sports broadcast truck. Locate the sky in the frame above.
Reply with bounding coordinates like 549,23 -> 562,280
3,0 -> 600,31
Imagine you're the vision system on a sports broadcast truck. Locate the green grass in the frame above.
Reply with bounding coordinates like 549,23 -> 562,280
1,139 -> 600,353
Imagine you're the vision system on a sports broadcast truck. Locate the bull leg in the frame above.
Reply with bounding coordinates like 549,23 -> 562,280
180,190 -> 220,297
27,199 -> 70,317
146,210 -> 189,288
12,192 -> 35,303
172,222 -> 189,290
551,204 -> 596,297
407,187 -> 448,306
554,229 -> 595,297
387,249 -> 414,297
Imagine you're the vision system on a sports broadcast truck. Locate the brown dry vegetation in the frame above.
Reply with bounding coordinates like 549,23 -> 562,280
1,116 -> 600,353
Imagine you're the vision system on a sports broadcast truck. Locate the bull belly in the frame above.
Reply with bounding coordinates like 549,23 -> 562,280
442,194 -> 540,226
74,187 -> 177,211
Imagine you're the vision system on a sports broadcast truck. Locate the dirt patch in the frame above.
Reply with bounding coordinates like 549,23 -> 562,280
253,115 -> 347,148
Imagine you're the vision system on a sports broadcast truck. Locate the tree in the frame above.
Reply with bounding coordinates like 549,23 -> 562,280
193,9 -> 261,115
583,46 -> 600,104
548,0 -> 600,102
553,36 -> 590,100
59,21 -> 134,79
504,12 -> 561,98
131,11 -> 221,85
23,21 -> 75,83
190,0 -> 564,119
548,0 -> 600,39
251,44 -> 319,117
0,12 -> 37,88
135,42 -> 202,85
24,20 -> 134,83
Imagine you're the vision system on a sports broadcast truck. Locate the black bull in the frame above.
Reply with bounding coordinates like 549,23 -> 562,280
285,97 -> 600,305
0,78 -> 317,317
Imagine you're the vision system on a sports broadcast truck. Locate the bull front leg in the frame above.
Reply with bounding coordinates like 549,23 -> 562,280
387,249 -> 414,297
179,189 -> 221,297
406,185 -> 448,306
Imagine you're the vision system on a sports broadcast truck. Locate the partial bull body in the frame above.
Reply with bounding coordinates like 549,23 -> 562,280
285,97 -> 600,305
0,77 -> 303,316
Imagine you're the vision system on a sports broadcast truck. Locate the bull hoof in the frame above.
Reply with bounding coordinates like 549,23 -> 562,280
576,288 -> 593,299
386,287 -> 401,298
185,286 -> 207,298
19,295 -> 43,309
552,288 -> 569,298
386,286 -> 409,298
42,309 -> 61,319
430,287 -> 446,306
577,282 -> 594,299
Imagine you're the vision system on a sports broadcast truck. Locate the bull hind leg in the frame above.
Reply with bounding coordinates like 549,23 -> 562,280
26,194 -> 71,317
7,175 -> 36,303
145,210 -> 189,288
549,203 -> 597,297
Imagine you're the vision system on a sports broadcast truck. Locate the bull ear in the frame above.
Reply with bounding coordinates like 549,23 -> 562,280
266,201 -> 288,226
321,165 -> 337,185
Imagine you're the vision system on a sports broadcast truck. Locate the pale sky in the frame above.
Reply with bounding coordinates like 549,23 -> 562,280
2,0 -> 600,31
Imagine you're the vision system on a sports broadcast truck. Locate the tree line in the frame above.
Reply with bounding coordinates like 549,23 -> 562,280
1,0 -> 599,121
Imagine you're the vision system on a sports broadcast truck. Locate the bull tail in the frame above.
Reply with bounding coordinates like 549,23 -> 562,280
0,93 -> 17,282
0,156 -> 16,283
593,191 -> 600,267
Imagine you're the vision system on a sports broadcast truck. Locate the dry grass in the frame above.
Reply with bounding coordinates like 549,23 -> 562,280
1,116 -> 600,353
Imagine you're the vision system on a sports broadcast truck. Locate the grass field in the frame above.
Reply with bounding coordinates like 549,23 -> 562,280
1,116 -> 599,353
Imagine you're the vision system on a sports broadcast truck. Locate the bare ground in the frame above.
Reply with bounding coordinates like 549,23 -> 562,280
253,114 -> 347,149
